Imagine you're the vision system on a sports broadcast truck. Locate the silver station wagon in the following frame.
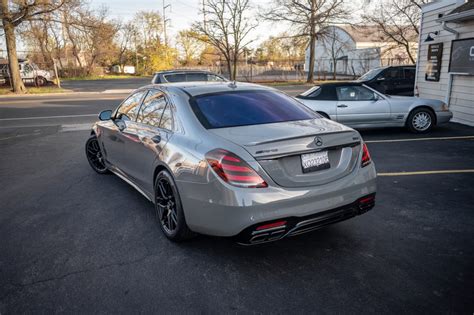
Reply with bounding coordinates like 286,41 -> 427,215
85,82 -> 377,245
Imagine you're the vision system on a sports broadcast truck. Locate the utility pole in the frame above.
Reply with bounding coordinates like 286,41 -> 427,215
202,0 -> 207,32
162,0 -> 171,46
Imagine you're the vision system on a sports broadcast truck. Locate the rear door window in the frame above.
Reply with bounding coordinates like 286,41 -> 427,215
137,90 -> 167,127
159,103 -> 173,130
116,90 -> 146,121
381,68 -> 401,80
164,73 -> 186,82
186,73 -> 208,81
191,90 -> 318,129
207,74 -> 225,81
404,68 -> 415,80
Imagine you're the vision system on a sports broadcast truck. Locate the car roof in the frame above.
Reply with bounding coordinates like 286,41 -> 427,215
142,81 -> 276,97
316,81 -> 365,87
387,64 -> 416,68
153,69 -> 218,75
371,65 -> 415,71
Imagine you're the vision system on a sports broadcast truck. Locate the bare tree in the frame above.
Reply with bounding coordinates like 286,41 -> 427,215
116,21 -> 137,72
262,0 -> 348,83
177,29 -> 205,66
361,0 -> 428,64
319,26 -> 350,79
193,0 -> 257,80
0,0 -> 68,93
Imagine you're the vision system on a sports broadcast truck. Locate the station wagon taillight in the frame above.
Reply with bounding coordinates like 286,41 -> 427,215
205,149 -> 268,188
361,143 -> 371,167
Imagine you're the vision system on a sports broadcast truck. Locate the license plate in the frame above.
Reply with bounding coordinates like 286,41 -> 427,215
301,151 -> 330,173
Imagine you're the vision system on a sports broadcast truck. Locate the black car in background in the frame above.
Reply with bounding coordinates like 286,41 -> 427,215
151,70 -> 227,84
356,65 -> 416,96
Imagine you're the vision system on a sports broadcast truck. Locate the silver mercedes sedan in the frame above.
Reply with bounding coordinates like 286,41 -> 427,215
296,82 -> 453,133
85,82 -> 377,245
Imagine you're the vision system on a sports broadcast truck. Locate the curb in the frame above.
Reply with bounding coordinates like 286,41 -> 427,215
0,90 -> 131,99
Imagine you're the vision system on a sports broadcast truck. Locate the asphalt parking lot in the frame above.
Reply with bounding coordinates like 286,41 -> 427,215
0,90 -> 473,313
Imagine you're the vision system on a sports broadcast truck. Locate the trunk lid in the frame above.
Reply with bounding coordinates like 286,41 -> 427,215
210,118 -> 362,188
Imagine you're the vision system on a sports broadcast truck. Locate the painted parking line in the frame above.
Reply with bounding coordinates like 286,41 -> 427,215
61,123 -> 93,132
366,135 -> 474,143
0,114 -> 97,121
378,169 -> 474,176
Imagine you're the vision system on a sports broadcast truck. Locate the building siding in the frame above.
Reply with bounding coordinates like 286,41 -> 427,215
416,0 -> 474,126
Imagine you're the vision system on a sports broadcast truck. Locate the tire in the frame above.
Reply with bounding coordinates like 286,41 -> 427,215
154,170 -> 195,242
35,76 -> 46,87
407,108 -> 435,133
317,111 -> 330,119
85,135 -> 109,174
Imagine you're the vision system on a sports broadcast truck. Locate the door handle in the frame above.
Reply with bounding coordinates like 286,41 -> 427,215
138,134 -> 161,144
337,104 -> 348,108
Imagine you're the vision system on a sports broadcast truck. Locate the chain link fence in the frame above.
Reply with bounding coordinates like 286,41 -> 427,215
176,57 -> 413,82
0,48 -> 414,84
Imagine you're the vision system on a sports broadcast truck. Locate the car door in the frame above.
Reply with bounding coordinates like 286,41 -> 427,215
123,89 -> 174,194
99,90 -> 146,170
381,67 -> 403,95
335,85 -> 391,126
400,67 -> 416,96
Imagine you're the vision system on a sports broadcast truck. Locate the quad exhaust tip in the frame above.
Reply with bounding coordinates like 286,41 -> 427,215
239,194 -> 376,246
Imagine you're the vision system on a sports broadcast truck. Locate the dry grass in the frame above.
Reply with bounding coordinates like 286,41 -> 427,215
0,86 -> 69,95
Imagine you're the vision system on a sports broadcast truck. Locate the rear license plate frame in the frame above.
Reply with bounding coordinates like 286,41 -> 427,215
301,151 -> 330,173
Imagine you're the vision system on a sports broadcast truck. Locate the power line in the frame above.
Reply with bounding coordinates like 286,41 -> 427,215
162,0 -> 171,46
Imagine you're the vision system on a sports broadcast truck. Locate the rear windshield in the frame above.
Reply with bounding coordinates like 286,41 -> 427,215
190,90 -> 318,129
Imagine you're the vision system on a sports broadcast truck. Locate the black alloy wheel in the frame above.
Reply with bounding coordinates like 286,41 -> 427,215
85,135 -> 109,174
154,170 -> 195,241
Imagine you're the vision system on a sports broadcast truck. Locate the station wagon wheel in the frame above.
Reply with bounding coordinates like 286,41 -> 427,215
407,108 -> 435,133
85,135 -> 109,174
154,170 -> 195,241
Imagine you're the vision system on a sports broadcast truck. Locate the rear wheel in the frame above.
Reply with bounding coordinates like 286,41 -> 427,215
85,135 -> 109,174
317,111 -> 330,119
35,76 -> 47,87
407,108 -> 435,133
154,170 -> 195,241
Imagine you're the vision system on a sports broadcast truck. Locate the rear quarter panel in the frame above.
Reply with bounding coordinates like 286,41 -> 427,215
298,99 -> 338,119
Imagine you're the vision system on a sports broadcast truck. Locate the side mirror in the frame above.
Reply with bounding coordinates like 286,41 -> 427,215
372,94 -> 380,101
99,110 -> 112,121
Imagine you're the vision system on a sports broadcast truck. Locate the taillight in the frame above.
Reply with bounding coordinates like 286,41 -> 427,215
361,142 -> 371,167
205,149 -> 268,188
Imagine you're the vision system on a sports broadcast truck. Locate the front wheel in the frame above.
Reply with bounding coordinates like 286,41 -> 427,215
35,76 -> 47,87
154,170 -> 195,242
407,108 -> 435,133
85,135 -> 109,174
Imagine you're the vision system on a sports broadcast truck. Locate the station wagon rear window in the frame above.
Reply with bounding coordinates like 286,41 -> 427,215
190,90 -> 318,129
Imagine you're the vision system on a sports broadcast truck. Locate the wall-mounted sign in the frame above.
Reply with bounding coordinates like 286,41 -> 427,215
449,37 -> 474,75
425,43 -> 443,82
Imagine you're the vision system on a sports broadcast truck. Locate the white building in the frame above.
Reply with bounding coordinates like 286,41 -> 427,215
304,25 -> 418,76
415,0 -> 474,126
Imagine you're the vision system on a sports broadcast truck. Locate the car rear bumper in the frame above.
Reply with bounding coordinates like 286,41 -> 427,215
176,163 -> 377,238
235,193 -> 375,245
436,111 -> 453,124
